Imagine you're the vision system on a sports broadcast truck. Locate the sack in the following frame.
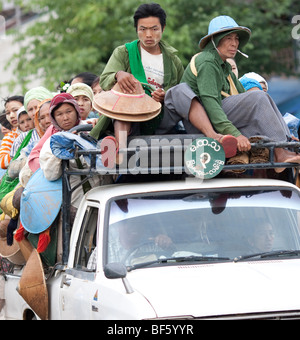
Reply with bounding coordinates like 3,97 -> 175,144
0,185 -> 21,219
283,113 -> 300,139
0,174 -> 20,213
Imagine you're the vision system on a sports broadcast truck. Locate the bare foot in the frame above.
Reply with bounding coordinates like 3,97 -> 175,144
274,149 -> 300,173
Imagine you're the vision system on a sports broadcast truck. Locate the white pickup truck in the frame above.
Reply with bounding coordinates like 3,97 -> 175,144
2,135 -> 300,320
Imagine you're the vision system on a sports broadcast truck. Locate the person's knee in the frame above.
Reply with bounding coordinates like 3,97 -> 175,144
165,84 -> 199,119
247,89 -> 268,103
165,83 -> 195,102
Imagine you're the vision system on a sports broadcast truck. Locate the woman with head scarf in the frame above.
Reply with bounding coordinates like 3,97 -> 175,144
3,95 -> 77,255
0,96 -> 24,169
16,93 -> 103,254
67,83 -> 96,120
0,98 -> 53,248
24,86 -> 53,120
239,72 -> 268,92
27,93 -> 81,173
20,93 -> 103,247
16,107 -> 34,133
34,99 -> 52,138
10,98 -> 53,160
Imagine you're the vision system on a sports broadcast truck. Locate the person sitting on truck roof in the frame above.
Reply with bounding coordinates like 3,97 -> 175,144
100,3 -> 183,133
97,4 -> 241,164
98,3 -> 184,161
158,15 -> 300,171
16,107 -> 34,133
34,99 -> 52,138
239,72 -> 268,93
0,99 -> 53,246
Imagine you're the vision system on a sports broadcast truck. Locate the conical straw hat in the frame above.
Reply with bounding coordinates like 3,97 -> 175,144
93,82 -> 161,122
18,249 -> 48,320
20,168 -> 62,235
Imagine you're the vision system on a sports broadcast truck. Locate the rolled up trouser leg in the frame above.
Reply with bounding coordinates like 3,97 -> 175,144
156,83 -> 202,135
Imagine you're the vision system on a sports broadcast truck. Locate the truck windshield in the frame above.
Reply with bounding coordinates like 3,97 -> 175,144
106,188 -> 300,268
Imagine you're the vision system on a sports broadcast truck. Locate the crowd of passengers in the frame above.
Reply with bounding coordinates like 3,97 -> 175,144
0,2 -> 299,264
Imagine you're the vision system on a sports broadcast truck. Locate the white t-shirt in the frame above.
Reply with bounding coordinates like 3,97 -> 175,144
141,47 -> 164,90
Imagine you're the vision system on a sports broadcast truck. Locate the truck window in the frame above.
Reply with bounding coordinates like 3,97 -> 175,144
74,206 -> 99,271
107,189 -> 300,267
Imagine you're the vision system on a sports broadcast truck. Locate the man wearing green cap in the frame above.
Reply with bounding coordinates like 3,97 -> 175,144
158,15 -> 300,168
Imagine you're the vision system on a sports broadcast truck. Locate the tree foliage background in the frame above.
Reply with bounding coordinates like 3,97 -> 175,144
6,0 -> 300,92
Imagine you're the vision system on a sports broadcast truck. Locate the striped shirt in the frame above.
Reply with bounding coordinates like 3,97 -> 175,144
10,129 -> 40,158
0,128 -> 20,169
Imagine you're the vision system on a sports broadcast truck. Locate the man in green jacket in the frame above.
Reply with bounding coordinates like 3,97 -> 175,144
100,3 -> 183,141
157,16 -> 250,153
159,15 -> 300,168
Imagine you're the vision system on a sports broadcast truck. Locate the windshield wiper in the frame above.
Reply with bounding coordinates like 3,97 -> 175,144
234,250 -> 300,262
127,255 -> 230,272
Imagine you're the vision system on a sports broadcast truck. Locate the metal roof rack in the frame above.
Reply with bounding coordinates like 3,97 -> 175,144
64,134 -> 300,177
60,133 -> 300,263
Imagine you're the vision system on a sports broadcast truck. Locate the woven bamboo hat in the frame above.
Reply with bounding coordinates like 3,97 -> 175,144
93,82 -> 161,122
18,249 -> 48,320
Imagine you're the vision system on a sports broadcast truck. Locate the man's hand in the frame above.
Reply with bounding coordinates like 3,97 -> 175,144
236,135 -> 251,152
116,71 -> 139,94
151,88 -> 165,103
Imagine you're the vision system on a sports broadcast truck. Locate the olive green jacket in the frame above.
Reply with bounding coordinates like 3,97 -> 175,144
181,41 -> 245,137
100,40 -> 184,92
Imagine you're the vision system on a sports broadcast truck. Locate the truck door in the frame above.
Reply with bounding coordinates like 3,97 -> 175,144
59,205 -> 100,320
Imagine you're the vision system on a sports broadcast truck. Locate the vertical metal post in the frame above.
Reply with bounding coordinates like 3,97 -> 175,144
62,160 -> 71,264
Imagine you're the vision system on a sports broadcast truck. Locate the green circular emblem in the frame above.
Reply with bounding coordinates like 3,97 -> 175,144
184,138 -> 225,179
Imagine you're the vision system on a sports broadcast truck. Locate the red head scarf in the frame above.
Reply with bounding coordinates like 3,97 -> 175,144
49,93 -> 81,131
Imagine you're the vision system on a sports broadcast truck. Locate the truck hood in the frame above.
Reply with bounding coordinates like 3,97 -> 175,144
127,260 -> 300,319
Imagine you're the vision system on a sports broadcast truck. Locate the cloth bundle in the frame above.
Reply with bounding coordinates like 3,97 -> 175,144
50,131 -> 104,169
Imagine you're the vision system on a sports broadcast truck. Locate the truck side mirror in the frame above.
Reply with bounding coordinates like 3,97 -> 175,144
104,263 -> 127,279
104,263 -> 133,294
